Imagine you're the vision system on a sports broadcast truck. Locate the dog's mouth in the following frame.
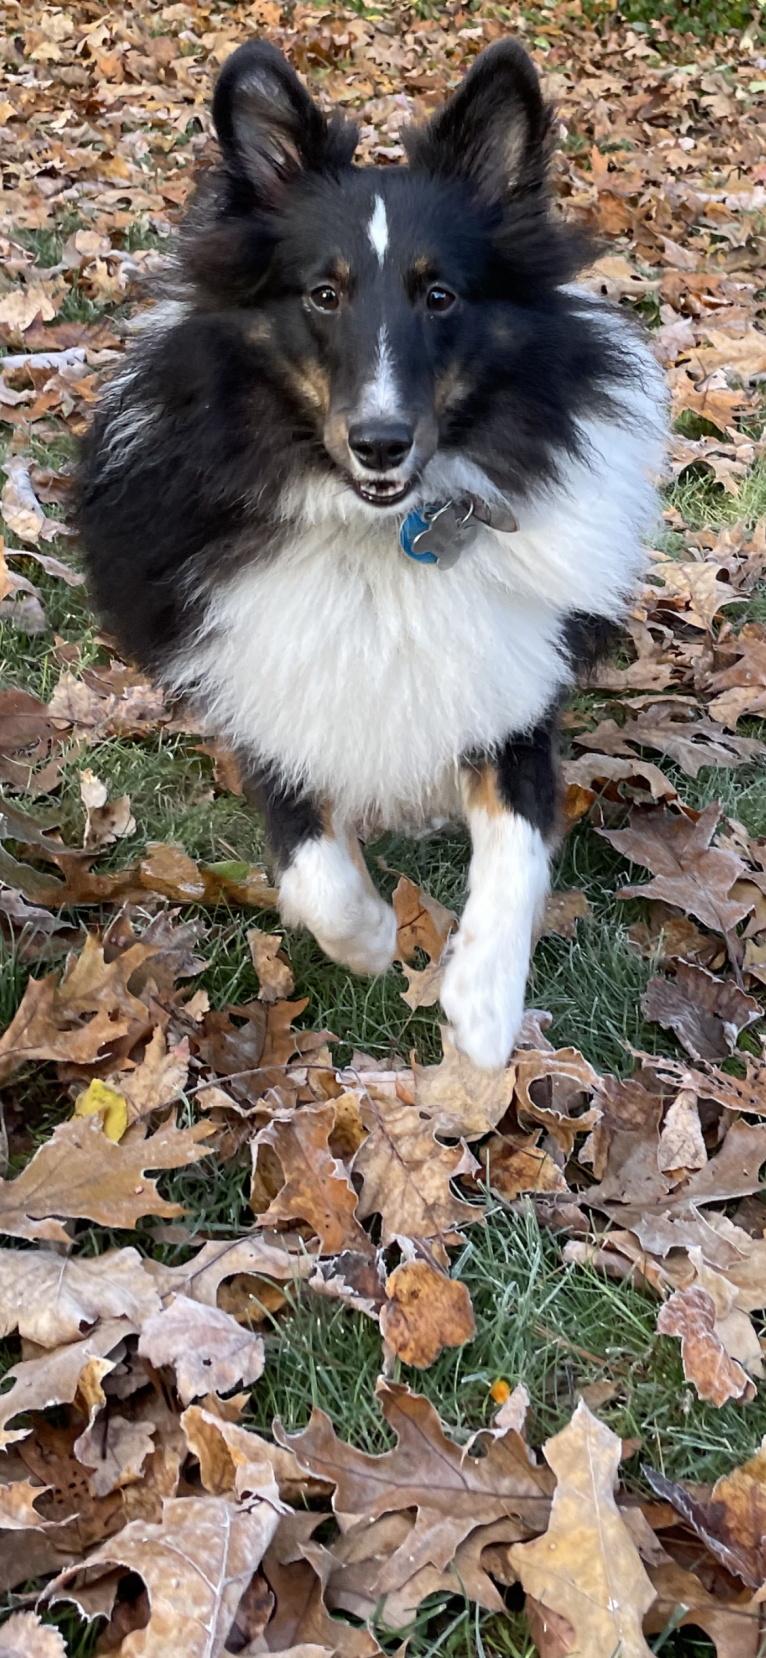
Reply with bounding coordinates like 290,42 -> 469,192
349,476 -> 416,507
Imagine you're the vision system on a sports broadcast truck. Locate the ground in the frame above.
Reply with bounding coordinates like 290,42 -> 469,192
1,2 -> 766,1656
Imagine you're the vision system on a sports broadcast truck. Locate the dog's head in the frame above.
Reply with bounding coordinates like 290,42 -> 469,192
184,39 -> 598,511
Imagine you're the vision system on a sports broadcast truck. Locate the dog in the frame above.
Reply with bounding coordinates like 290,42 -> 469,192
78,37 -> 666,1071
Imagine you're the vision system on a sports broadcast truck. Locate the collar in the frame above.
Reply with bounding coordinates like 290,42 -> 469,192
399,493 -> 518,569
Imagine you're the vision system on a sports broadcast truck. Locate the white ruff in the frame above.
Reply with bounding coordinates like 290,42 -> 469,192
169,307 -> 665,830
441,810 -> 550,1069
367,195 -> 389,264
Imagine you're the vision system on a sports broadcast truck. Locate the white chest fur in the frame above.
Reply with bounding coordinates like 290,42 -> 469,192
170,334 -> 665,828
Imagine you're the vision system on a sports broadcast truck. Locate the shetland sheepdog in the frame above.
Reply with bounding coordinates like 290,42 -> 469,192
79,38 -> 666,1069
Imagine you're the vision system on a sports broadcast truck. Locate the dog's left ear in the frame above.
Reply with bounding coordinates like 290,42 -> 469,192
403,40 -> 550,204
213,41 -> 356,204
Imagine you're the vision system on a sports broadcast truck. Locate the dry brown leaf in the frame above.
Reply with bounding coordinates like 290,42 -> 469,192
600,803 -> 752,943
0,1114 -> 213,1244
0,1478 -> 51,1529
482,1134 -> 569,1199
0,1612 -> 67,1658
539,889 -> 590,939
247,927 -> 295,1002
562,750 -> 678,804
0,1245 -> 162,1346
50,1491 -> 283,1658
0,1319 -> 129,1450
252,1103 -> 371,1256
641,962 -> 761,1060
392,875 -> 456,963
656,1089 -> 707,1177
646,553 -> 743,631
156,1234 -> 316,1306
353,1090 -> 481,1244
576,707 -> 764,779
513,1047 -> 601,1156
73,1413 -> 156,1498
509,1401 -> 656,1657
138,1296 -> 265,1405
380,1261 -> 475,1368
398,956 -> 444,1011
412,1030 -> 513,1138
644,1559 -> 761,1658
657,1286 -> 755,1406
644,1455 -> 766,1594
79,767 -> 135,851
1,456 -> 61,543
706,624 -> 766,726
277,1379 -> 553,1593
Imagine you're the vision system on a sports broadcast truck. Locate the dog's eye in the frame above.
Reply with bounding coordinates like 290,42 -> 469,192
310,285 -> 340,312
426,286 -> 456,313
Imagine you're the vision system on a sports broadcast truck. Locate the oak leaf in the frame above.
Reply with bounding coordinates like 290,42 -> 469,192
0,1478 -> 51,1529
0,1113 -> 213,1244
138,1296 -> 265,1405
657,1286 -> 755,1406
353,1091 -> 481,1244
277,1379 -> 553,1592
412,1030 -> 513,1138
392,875 -> 456,962
247,927 -> 295,1002
0,1319 -> 129,1449
252,1103 -> 371,1256
50,1491 -> 282,1658
380,1260 -> 476,1368
482,1134 -> 569,1199
641,962 -> 761,1061
509,1401 -> 656,1657
707,624 -> 766,726
73,1413 -> 156,1498
576,708 -> 764,779
0,1245 -> 162,1346
599,803 -> 752,942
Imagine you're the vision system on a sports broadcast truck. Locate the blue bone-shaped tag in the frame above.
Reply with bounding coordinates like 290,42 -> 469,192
399,506 -> 438,564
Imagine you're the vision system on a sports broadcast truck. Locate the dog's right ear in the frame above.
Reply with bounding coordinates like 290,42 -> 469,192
213,41 -> 356,205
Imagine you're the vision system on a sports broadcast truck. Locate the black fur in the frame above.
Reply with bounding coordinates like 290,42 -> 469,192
239,756 -> 323,867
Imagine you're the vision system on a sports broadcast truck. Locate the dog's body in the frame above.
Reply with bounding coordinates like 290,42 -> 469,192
79,38 -> 666,1069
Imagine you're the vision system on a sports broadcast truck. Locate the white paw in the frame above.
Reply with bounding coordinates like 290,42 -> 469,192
440,929 -> 528,1071
278,837 -> 396,977
316,895 -> 397,976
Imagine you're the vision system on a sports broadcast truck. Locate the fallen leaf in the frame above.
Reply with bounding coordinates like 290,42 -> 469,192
79,767 -> 135,850
412,1030 -> 513,1138
657,1286 -> 755,1406
0,1478 -> 51,1529
482,1133 -> 569,1199
0,1113 -> 213,1244
576,707 -> 765,779
73,1413 -> 156,1498
0,1245 -> 162,1346
138,1296 -> 265,1405
1,456 -> 61,543
248,927 -> 294,1002
50,1491 -> 282,1658
600,803 -> 752,944
641,962 -> 761,1060
656,1089 -> 707,1177
392,875 -> 456,962
277,1379 -> 552,1592
380,1261 -> 475,1368
509,1401 -> 656,1657
539,889 -> 591,938
252,1103 -> 371,1256
353,1090 -> 481,1244
0,1319 -> 129,1450
74,1077 -> 128,1142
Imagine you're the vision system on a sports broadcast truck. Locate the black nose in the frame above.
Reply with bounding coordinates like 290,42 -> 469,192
348,421 -> 413,473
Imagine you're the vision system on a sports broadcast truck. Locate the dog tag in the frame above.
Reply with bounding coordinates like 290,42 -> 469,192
409,498 -> 477,569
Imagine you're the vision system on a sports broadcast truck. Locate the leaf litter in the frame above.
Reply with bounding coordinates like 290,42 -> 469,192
1,0 -> 766,1651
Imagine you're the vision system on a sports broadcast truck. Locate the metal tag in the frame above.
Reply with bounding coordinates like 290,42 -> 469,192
409,497 -> 478,569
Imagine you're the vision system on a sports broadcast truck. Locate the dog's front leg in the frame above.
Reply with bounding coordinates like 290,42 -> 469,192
242,760 -> 396,976
440,724 -> 557,1070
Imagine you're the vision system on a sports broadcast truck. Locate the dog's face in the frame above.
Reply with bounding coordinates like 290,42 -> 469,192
186,39 -> 597,511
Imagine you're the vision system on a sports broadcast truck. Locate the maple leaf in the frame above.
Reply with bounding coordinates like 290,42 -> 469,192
599,803 -> 753,943
576,707 -> 765,779
510,1401 -> 656,1658
353,1091 -> 481,1244
277,1379 -> 553,1593
252,1103 -> 371,1256
0,1113 -> 213,1244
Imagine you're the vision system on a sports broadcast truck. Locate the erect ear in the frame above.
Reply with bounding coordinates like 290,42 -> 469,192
213,41 -> 357,205
403,40 -> 551,204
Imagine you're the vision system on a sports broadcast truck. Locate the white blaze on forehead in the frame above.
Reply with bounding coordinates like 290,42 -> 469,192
359,326 -> 400,420
367,195 -> 389,264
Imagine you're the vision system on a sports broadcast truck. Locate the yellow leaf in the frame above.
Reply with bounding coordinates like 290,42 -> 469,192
74,1079 -> 128,1143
